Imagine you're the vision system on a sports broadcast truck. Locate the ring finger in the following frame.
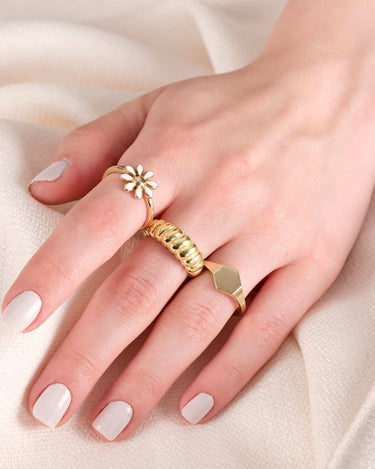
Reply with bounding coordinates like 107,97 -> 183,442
88,235 -> 284,441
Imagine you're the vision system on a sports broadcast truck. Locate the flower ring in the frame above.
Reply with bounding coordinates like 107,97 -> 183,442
120,164 -> 158,199
101,164 -> 158,230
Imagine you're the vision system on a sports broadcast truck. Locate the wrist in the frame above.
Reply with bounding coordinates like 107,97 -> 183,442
260,0 -> 375,61
239,1 -> 375,122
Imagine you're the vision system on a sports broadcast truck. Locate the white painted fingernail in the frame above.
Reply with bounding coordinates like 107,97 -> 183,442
32,383 -> 71,428
1,290 -> 42,332
29,159 -> 70,185
181,392 -> 214,424
92,401 -> 133,441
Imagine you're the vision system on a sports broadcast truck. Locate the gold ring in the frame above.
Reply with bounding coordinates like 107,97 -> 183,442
102,164 -> 157,230
204,260 -> 246,315
102,164 -> 245,316
142,219 -> 204,277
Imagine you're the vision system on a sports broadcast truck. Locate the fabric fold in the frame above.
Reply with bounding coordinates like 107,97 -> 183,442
1,1 -> 374,467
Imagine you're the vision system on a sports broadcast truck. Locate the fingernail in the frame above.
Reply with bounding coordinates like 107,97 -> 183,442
29,159 -> 70,186
181,392 -> 214,424
92,401 -> 133,441
32,383 -> 71,428
1,290 -> 42,332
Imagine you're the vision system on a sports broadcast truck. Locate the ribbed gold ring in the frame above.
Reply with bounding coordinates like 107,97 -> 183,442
142,219 -> 204,277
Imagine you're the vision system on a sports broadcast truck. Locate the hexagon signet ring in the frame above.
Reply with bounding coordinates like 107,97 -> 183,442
204,260 -> 247,316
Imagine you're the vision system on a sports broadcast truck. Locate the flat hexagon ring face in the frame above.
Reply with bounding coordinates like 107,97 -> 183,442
209,263 -> 241,294
204,261 -> 246,315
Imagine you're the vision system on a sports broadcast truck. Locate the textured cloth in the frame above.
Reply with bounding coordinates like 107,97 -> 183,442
1,1 -> 375,468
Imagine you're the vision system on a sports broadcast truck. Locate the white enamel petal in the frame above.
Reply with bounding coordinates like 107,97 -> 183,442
144,186 -> 153,197
125,165 -> 136,176
136,164 -> 143,176
124,182 -> 136,191
146,180 -> 158,189
120,173 -> 134,182
135,185 -> 143,198
143,171 -> 154,179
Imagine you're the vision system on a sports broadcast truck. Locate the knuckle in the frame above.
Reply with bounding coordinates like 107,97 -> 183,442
86,197 -> 119,234
253,313 -> 286,354
155,120 -> 200,157
177,300 -> 221,344
216,148 -> 269,184
134,368 -> 162,397
306,254 -> 341,287
302,236 -> 343,284
40,253 -> 78,285
65,122 -> 108,146
214,156 -> 252,190
71,193 -> 122,238
214,157 -> 273,216
64,347 -> 99,381
107,270 -> 158,321
222,361 -> 245,385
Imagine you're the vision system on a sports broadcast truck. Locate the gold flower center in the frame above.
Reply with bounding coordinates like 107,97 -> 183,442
134,175 -> 145,185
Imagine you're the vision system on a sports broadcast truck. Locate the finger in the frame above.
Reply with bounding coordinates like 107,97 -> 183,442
28,87 -> 164,205
26,194 -> 236,429
1,155 -> 175,333
179,254 -> 337,425
89,237 -> 281,441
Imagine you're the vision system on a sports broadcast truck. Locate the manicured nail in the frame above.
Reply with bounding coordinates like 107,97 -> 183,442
32,383 -> 71,428
92,401 -> 133,441
181,392 -> 214,424
29,159 -> 70,186
1,290 -> 42,332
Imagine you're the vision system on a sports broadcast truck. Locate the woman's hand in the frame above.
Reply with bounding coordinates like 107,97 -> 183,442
2,0 -> 375,441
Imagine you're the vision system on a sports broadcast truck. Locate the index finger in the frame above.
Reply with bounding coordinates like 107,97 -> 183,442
1,158 -> 175,332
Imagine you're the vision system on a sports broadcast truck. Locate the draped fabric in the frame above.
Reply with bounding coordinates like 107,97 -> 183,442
1,1 -> 374,467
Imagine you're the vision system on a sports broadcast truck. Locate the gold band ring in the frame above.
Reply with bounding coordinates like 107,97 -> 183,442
143,219 -> 205,277
102,164 -> 157,230
204,260 -> 247,315
102,163 -> 246,315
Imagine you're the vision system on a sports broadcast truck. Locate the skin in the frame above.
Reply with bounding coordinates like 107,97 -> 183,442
2,0 -> 375,441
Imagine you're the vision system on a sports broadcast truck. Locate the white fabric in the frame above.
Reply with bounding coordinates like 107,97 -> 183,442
1,1 -> 375,467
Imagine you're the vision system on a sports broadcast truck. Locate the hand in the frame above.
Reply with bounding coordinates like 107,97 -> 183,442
2,1 -> 375,441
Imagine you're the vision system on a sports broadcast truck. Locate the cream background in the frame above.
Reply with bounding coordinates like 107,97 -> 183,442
1,1 -> 375,467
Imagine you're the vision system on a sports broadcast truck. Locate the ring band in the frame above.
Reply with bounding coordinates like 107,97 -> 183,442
143,219 -> 205,277
102,163 -> 246,316
204,260 -> 246,315
102,164 -> 157,230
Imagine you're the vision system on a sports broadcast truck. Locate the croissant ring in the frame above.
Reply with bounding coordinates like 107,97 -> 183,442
143,219 -> 205,278
102,164 -> 246,314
